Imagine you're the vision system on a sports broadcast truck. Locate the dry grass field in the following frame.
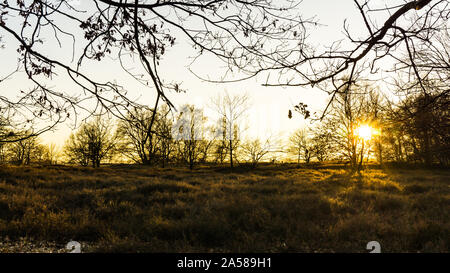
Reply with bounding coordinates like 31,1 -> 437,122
0,164 -> 448,253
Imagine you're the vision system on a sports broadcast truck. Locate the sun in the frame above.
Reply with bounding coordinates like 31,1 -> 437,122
356,125 -> 373,140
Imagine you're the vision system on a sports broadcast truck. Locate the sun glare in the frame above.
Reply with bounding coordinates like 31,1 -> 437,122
357,125 -> 373,140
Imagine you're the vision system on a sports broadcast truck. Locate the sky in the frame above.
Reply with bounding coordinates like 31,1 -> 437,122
0,0 -> 407,149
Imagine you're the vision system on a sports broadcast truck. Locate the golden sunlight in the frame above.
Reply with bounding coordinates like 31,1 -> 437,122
356,124 -> 373,140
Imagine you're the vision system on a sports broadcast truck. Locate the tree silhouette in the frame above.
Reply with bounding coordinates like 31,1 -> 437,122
241,137 -> 276,168
173,104 -> 206,170
387,89 -> 449,165
0,0 -> 305,141
262,0 -> 448,118
288,129 -> 312,164
211,91 -> 249,168
64,116 -> 117,167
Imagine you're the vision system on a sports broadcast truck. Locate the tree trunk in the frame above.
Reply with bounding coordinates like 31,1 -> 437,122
358,141 -> 365,171
189,156 -> 193,170
377,141 -> 383,165
423,127 -> 432,166
397,136 -> 403,161
229,139 -> 233,168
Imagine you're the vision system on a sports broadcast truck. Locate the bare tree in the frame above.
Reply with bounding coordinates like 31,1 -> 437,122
310,122 -> 334,163
64,116 -> 117,167
7,135 -> 44,165
367,90 -> 386,165
313,80 -> 388,169
212,117 -> 228,164
288,128 -> 312,164
42,143 -> 60,165
117,106 -> 166,165
241,137 -> 276,168
197,125 -> 217,164
173,104 -> 206,170
386,88 -> 449,166
211,91 -> 249,168
155,105 -> 174,168
326,83 -> 371,169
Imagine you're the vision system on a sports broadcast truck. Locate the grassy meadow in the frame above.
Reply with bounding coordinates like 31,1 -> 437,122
0,163 -> 448,253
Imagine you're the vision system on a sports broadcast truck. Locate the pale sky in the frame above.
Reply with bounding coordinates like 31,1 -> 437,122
0,0 -> 409,149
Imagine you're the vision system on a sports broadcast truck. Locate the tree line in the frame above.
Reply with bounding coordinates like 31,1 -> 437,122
1,84 -> 448,169
289,81 -> 449,169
